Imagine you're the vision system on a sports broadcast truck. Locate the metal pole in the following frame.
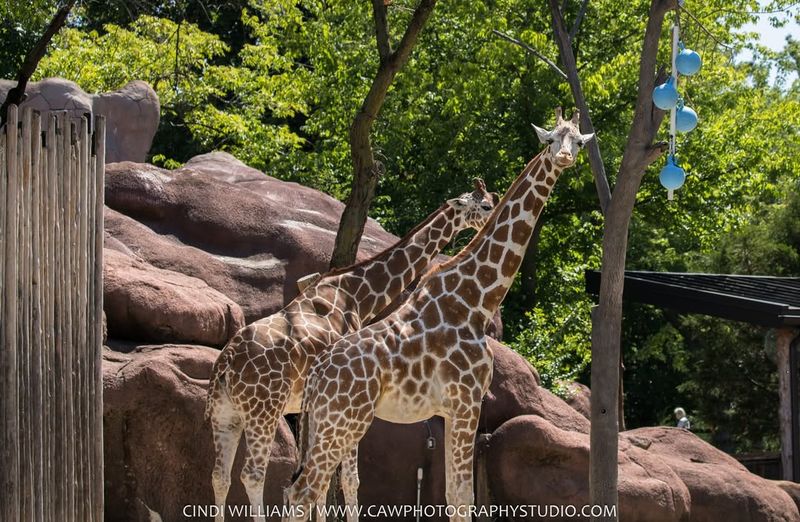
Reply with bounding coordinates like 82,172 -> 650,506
668,18 -> 679,201
416,467 -> 423,522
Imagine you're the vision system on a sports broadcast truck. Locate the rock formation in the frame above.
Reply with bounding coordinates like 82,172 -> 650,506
0,78 -> 159,163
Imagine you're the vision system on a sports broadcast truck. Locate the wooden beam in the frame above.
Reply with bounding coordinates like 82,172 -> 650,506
777,328 -> 796,480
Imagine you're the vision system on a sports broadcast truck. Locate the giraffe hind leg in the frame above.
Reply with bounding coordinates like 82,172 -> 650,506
340,446 -> 360,522
209,389 -> 244,522
241,407 -> 282,522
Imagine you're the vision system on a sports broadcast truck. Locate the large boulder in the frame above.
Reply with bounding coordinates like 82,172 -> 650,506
104,153 -> 397,323
486,415 -> 690,522
104,248 -> 244,346
481,339 -> 590,434
0,78 -> 159,163
623,427 -> 800,522
103,344 -> 297,522
562,381 -> 591,420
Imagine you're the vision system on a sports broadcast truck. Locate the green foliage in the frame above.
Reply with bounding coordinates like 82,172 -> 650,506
510,299 -> 593,390
0,0 -> 59,79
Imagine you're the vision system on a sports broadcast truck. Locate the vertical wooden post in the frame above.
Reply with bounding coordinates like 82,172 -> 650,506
1,104 -> 21,522
20,106 -> 35,522
777,328 -> 797,481
45,112 -> 57,522
30,109 -> 44,522
92,115 -> 106,520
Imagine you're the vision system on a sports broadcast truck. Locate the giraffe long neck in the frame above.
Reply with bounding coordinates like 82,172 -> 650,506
339,204 -> 463,322
434,150 -> 562,329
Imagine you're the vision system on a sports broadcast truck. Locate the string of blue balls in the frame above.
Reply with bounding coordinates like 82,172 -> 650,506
652,42 -> 702,194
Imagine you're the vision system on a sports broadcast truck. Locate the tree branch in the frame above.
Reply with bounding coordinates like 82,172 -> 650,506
330,0 -> 438,268
389,0 -> 436,67
1,0 -> 76,125
491,29 -> 568,80
547,0 -> 611,214
618,0 -> 677,178
642,141 -> 669,168
372,0 -> 391,62
569,0 -> 591,41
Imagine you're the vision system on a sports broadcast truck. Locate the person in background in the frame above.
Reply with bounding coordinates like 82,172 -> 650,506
674,407 -> 691,430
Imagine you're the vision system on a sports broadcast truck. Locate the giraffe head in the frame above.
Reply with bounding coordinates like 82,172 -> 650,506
532,107 -> 595,168
446,178 -> 498,230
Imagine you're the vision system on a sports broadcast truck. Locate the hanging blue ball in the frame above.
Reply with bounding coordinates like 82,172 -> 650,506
652,77 -> 678,110
676,48 -> 702,75
660,157 -> 686,191
676,105 -> 698,132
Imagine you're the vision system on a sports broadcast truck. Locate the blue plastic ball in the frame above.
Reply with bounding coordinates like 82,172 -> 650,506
676,48 -> 702,75
652,77 -> 678,110
676,105 -> 698,133
660,158 -> 686,191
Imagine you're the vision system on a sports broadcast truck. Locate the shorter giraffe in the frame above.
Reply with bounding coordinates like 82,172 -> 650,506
284,108 -> 593,522
206,179 -> 496,521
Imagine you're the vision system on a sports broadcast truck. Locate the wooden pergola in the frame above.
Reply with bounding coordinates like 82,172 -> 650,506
585,270 -> 800,481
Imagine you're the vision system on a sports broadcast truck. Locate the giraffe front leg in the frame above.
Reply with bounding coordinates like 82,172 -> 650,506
241,407 -> 282,522
209,387 -> 244,522
444,413 -> 480,522
340,446 -> 360,522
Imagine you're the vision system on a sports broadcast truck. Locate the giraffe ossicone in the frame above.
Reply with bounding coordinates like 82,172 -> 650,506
205,178 -> 496,522
284,108 -> 592,522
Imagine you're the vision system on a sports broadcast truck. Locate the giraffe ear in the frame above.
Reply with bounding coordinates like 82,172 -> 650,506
579,132 -> 595,146
532,124 -> 552,144
490,192 -> 501,206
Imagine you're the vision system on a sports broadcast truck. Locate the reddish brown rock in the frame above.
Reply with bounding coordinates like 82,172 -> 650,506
486,415 -> 690,521
104,249 -> 244,346
104,153 -> 397,322
562,381 -> 591,420
481,339 -> 589,434
624,427 -> 800,522
103,344 -> 297,522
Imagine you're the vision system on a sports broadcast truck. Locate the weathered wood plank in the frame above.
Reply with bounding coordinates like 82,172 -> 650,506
1,104 -> 21,521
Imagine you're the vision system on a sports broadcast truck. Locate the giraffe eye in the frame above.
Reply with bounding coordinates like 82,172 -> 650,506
547,138 -> 555,144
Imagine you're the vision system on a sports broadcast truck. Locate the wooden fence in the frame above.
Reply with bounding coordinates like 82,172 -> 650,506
0,105 -> 105,521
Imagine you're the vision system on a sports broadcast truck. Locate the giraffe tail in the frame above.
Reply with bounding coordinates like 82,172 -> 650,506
205,347 -> 234,422
292,370 -> 317,481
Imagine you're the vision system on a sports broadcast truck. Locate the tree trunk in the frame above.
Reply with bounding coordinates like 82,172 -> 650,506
588,0 -> 675,509
0,0 -> 76,125
329,0 -> 437,269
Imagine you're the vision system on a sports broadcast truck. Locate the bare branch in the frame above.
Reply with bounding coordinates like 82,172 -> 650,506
330,0 -> 438,268
641,141 -> 669,168
491,29 -> 568,81
390,0 -> 436,67
1,0 -> 77,124
546,0 -> 611,213
372,0 -> 391,62
618,0 -> 677,177
569,0 -> 590,41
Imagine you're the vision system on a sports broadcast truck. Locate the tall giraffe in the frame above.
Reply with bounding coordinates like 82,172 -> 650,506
284,108 -> 593,522
206,179 -> 496,521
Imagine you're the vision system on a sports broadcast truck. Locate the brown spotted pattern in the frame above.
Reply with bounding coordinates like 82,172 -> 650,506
204,182 -> 495,521
285,111 -> 590,522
